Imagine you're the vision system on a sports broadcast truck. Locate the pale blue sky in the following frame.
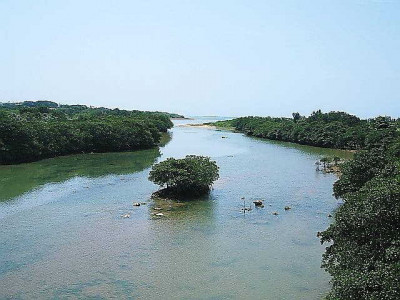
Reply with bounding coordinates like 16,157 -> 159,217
1,0 -> 399,117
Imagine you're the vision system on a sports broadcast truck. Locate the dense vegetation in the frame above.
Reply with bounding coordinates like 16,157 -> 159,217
0,100 -> 185,119
0,101 -> 176,164
149,155 -> 219,197
320,137 -> 400,299
213,110 -> 399,150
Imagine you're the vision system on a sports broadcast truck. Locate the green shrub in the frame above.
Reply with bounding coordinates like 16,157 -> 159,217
149,155 -> 219,196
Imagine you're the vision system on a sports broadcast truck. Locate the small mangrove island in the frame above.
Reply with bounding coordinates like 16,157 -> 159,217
149,155 -> 219,198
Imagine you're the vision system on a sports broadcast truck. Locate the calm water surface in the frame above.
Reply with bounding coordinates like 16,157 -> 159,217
0,118 -> 351,299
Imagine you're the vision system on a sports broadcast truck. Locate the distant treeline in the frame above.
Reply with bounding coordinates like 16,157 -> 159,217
213,110 -> 399,150
0,100 -> 185,119
214,111 -> 400,299
0,101 -> 176,164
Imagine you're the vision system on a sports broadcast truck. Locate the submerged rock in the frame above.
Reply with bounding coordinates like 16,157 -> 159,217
154,207 -> 163,211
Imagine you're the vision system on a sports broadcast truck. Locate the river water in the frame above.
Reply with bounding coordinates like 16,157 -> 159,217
0,118 -> 351,299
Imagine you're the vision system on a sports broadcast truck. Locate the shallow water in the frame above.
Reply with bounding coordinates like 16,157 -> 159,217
0,119 -> 350,299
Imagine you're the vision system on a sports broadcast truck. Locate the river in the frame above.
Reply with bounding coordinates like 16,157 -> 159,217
0,118 -> 352,299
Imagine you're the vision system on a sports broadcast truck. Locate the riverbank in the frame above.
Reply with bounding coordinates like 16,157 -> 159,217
186,122 -> 355,160
209,112 -> 397,152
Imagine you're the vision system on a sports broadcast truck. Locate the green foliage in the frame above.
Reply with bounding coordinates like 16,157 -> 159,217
211,120 -> 235,129
333,156 -> 341,165
321,128 -> 400,299
321,177 -> 400,299
0,100 -> 184,119
332,149 -> 396,198
320,156 -> 332,163
149,155 -> 219,196
292,112 -> 302,123
214,111 -> 398,150
0,102 -> 175,164
0,100 -> 58,108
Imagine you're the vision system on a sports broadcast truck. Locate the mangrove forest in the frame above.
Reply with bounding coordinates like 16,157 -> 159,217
0,101 -> 178,164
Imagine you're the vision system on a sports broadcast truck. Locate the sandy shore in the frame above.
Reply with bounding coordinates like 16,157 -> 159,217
177,123 -> 216,129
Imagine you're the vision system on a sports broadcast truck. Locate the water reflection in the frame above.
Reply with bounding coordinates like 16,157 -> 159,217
150,193 -> 216,221
0,133 -> 171,201
256,138 -> 354,159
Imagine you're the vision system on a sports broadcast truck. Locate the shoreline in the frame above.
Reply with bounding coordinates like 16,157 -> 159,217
183,123 -> 356,155
171,117 -> 194,120
177,123 -> 217,129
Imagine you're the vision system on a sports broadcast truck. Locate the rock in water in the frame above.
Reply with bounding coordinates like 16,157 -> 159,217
121,213 -> 130,218
155,213 -> 164,217
253,200 -> 263,206
284,206 -> 291,211
133,202 -> 141,207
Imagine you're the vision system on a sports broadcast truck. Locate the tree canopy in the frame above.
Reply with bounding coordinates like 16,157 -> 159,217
0,101 -> 176,164
213,111 -> 398,150
149,155 -> 219,196
320,138 -> 400,299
